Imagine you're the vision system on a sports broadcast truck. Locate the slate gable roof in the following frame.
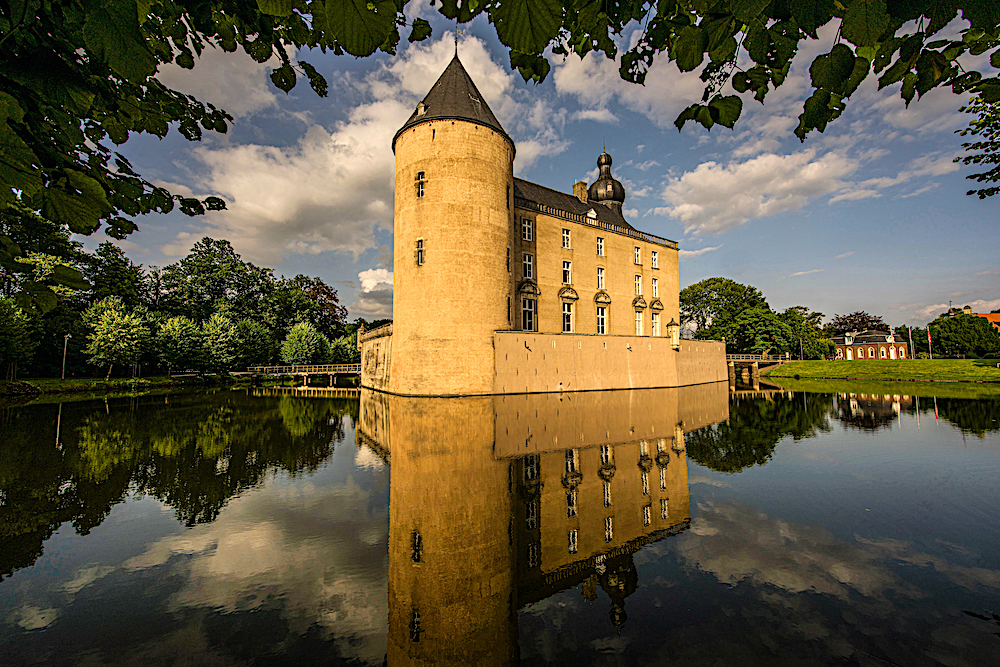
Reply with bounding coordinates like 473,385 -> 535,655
514,178 -> 637,232
392,54 -> 511,152
831,330 -> 905,346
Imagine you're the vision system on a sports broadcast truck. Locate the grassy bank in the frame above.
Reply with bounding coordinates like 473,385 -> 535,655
764,359 -> 1000,383
765,376 -> 1000,399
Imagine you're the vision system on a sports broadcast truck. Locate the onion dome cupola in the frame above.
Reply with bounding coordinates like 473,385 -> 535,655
587,151 -> 626,212
392,54 -> 513,153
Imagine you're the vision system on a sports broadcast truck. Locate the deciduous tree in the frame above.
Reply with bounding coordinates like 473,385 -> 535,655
680,277 -> 768,340
0,299 -> 36,379
82,297 -> 150,378
929,313 -> 1000,357
955,97 -> 1000,198
280,321 -> 331,365
154,315 -> 206,374
829,311 -> 888,334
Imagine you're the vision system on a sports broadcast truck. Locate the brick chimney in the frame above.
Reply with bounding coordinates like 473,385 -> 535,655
573,181 -> 588,202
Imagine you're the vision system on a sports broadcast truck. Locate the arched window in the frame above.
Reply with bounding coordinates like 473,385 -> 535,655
836,348 -> 843,359
846,348 -> 853,360
899,347 -> 906,358
868,347 -> 875,358
880,347 -> 887,359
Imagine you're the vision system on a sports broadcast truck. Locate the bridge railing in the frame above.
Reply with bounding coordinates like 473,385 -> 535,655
726,354 -> 790,361
249,364 -> 361,374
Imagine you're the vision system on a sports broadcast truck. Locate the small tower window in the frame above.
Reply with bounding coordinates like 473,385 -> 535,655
416,239 -> 424,266
506,184 -> 510,210
507,296 -> 511,324
506,247 -> 511,272
415,171 -> 425,198
411,530 -> 422,563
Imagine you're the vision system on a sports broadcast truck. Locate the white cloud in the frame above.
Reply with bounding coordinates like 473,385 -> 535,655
635,159 -> 660,171
679,245 -> 722,258
915,298 -> 1000,320
899,183 -> 940,198
572,108 -> 619,123
350,268 -> 393,318
656,149 -> 857,234
829,189 -> 881,203
787,269 -> 824,278
835,251 -> 855,259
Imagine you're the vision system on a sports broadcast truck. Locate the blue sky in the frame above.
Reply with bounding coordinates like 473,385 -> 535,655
97,4 -> 999,326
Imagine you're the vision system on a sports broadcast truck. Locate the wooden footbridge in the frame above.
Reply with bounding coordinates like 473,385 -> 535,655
248,364 -> 361,386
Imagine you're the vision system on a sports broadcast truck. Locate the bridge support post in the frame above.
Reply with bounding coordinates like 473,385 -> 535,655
727,361 -> 736,384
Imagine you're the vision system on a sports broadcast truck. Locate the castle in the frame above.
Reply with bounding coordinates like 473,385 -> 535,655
358,54 -> 726,396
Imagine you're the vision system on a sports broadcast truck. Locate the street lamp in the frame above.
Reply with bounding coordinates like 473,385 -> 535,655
666,318 -> 681,350
61,333 -> 71,380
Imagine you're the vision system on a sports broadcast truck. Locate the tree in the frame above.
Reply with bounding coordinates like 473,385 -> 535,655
154,316 -> 206,374
290,275 -> 348,339
778,306 -> 831,359
84,242 -> 144,308
202,312 -> 237,372
232,319 -> 274,369
729,306 -> 795,355
955,97 -> 1000,198
680,277 -> 768,340
0,299 -> 35,379
3,1 -> 998,250
929,313 -> 1000,357
280,322 -> 331,365
82,297 -> 149,378
829,311 -> 888,334
330,332 -> 360,364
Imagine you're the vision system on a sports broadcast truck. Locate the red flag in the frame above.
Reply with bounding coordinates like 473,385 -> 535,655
927,327 -> 933,360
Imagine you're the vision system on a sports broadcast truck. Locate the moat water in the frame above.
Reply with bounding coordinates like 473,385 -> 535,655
1,385 -> 998,666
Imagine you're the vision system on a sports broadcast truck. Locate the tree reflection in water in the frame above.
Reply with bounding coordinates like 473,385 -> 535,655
0,391 -> 358,581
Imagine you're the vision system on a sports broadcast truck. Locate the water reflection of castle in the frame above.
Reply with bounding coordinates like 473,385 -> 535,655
835,393 -> 914,431
356,384 -> 729,665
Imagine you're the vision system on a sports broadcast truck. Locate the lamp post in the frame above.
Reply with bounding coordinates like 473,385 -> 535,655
61,333 -> 71,380
667,318 -> 680,350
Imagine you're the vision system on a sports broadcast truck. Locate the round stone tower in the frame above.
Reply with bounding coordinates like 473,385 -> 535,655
390,54 -> 515,396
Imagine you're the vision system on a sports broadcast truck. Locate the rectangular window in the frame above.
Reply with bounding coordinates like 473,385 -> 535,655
641,471 -> 649,496
562,261 -> 572,284
635,311 -> 644,336
506,247 -> 510,272
525,500 -> 537,530
652,312 -> 660,337
635,274 -> 642,295
603,481 -> 612,507
596,306 -> 606,335
660,467 -> 666,490
640,442 -> 648,456
527,542 -> 540,568
597,267 -> 605,290
411,531 -> 422,563
507,296 -> 511,324
643,505 -> 651,527
524,454 -> 538,480
506,184 -> 510,210
651,277 -> 658,298
522,218 -> 533,242
562,302 -> 573,333
562,228 -> 571,249
651,250 -> 658,268
661,498 -> 669,520
416,239 -> 424,266
567,490 -> 577,518
521,298 -> 536,332
523,253 -> 533,279
416,171 -> 425,198
604,516 -> 614,542
568,529 -> 578,554
600,444 -> 611,465
597,237 -> 605,256
565,449 -> 578,473
634,246 -> 641,265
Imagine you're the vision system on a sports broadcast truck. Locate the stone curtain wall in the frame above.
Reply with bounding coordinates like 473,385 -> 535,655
493,333 -> 726,394
359,324 -> 393,391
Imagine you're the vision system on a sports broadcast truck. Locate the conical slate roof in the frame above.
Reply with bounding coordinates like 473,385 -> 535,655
392,54 -> 512,152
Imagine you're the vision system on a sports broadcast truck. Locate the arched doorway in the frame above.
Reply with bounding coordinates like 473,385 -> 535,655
847,348 -> 853,360
890,347 -> 896,359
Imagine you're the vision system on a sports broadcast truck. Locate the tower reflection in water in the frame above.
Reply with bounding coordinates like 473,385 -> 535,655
356,383 -> 729,666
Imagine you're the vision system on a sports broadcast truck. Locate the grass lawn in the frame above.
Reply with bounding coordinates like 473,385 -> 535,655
764,359 -> 1000,383
764,376 -> 1000,399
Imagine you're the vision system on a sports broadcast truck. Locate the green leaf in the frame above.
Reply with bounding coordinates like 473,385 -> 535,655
257,0 -> 293,16
324,0 -> 396,57
732,71 -> 751,92
674,25 -> 707,72
840,0 -> 889,48
82,0 -> 157,82
708,94 -> 743,128
789,0 -> 835,36
795,88 -> 832,140
408,18 -> 432,43
42,170 -> 111,234
490,0 -> 562,54
270,63 -> 297,92
510,50 -> 552,84
674,103 -> 700,131
20,282 -> 59,314
901,71 -> 917,105
990,49 -> 1000,69
732,0 -> 770,23
50,264 -> 91,291
299,61 -> 329,96
810,43 -> 856,91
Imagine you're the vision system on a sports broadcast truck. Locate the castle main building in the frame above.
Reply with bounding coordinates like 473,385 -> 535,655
358,55 -> 726,396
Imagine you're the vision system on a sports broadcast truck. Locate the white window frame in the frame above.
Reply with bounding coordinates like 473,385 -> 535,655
651,250 -> 658,268
641,471 -> 649,496
600,444 -> 611,465
596,306 -> 607,335
660,498 -> 669,519
567,490 -> 577,518
565,449 -> 579,473
416,171 -> 425,198
527,541 -> 540,568
568,529 -> 578,554
596,267 -> 605,290
603,480 -> 612,507
522,217 -> 533,242
416,239 -> 424,266
562,261 -> 572,285
652,312 -> 660,337
562,228 -> 571,249
604,516 -> 614,542
522,253 -> 533,279
651,277 -> 658,298
596,237 -> 605,256
635,310 -> 644,336
562,301 -> 573,333
521,298 -> 536,332
526,500 -> 537,529
660,467 -> 666,490
634,246 -> 641,265
635,274 -> 642,295
643,505 -> 651,527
